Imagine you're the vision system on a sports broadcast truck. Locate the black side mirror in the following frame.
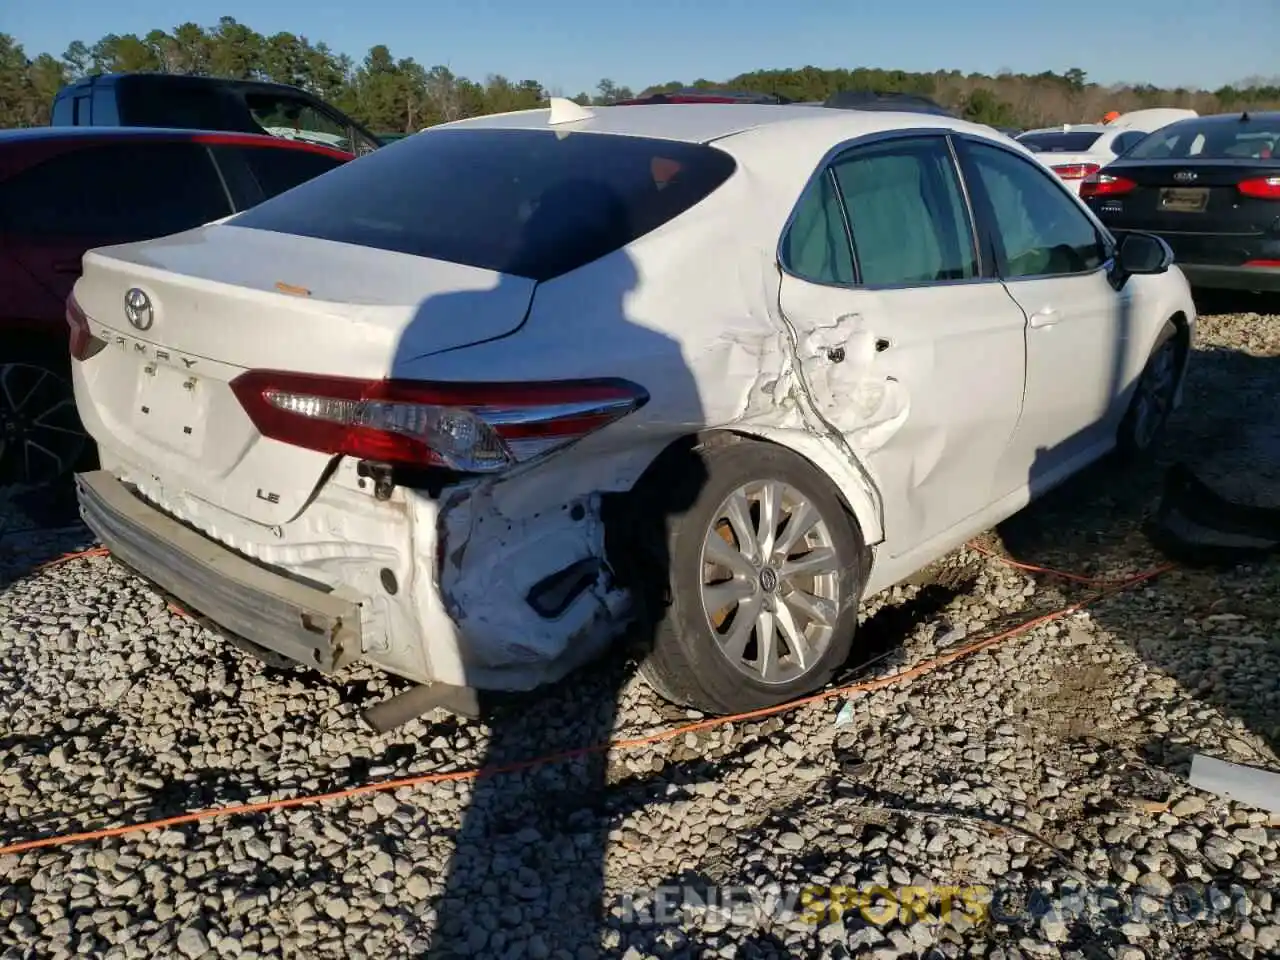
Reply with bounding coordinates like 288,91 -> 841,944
1109,231 -> 1173,290
1118,231 -> 1173,275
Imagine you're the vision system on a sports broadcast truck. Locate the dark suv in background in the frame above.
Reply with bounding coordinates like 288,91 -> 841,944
51,73 -> 383,157
1,126 -> 351,493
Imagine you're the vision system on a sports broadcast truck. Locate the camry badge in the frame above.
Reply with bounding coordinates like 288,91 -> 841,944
124,288 -> 154,331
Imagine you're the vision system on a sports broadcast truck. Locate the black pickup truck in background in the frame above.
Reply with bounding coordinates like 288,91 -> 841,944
51,73 -> 384,157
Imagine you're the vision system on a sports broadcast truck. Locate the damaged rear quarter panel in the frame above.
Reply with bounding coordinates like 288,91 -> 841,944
391,157 -> 894,687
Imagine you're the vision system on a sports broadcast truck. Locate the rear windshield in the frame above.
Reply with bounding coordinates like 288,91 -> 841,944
1125,118 -> 1280,160
228,127 -> 737,281
1016,131 -> 1104,153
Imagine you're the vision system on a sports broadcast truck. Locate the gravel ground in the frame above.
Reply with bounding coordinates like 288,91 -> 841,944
2,298 -> 1278,960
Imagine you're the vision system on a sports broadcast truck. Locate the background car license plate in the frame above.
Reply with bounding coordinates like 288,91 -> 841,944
1159,187 -> 1209,213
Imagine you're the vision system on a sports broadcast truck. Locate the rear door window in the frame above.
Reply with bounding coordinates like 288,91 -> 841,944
0,141 -> 233,239
829,136 -> 978,286
230,128 -> 738,281
237,146 -> 348,199
782,171 -> 854,284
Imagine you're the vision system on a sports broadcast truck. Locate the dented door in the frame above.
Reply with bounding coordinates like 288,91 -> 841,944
778,281 -> 1027,557
775,134 -> 1028,558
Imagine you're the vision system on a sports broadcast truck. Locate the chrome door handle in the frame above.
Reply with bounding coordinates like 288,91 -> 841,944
1029,308 -> 1059,329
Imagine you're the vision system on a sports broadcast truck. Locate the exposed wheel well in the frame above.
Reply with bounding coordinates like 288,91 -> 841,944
634,429 -> 865,522
608,429 -> 875,594
1169,309 -> 1191,362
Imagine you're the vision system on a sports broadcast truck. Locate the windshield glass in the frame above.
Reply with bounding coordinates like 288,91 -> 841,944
1126,118 -> 1280,160
1016,131 -> 1103,153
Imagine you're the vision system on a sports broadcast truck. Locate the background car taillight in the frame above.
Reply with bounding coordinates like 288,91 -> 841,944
229,371 -> 649,474
66,294 -> 106,361
1238,176 -> 1280,200
1079,172 -> 1137,199
1051,162 -> 1101,181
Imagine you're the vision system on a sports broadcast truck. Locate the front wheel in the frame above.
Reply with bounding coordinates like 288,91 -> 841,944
638,439 -> 867,715
1116,320 -> 1182,461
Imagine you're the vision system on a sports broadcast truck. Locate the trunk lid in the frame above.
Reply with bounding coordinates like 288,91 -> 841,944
72,223 -> 536,525
1097,160 -> 1280,264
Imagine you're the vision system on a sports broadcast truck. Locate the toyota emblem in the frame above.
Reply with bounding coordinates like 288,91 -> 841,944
124,288 -> 153,331
1173,170 -> 1197,183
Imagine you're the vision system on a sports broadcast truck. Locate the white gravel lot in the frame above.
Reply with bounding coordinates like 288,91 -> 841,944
1,298 -> 1278,960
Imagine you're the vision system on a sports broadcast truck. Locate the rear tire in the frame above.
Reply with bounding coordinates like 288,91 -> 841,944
0,339 -> 92,490
1115,319 -> 1181,462
637,439 -> 867,715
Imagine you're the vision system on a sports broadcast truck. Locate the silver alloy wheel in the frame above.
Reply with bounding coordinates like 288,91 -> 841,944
1130,338 -> 1179,450
0,362 -> 87,488
698,479 -> 842,685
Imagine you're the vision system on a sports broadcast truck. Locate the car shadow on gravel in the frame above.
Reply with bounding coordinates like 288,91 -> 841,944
995,315 -> 1280,771
0,475 -> 94,592
396,190 -> 719,958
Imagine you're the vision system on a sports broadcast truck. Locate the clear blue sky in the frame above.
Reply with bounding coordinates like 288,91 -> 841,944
5,0 -> 1276,95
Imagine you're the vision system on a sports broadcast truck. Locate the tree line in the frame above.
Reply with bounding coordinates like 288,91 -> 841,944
2,18 -> 1278,133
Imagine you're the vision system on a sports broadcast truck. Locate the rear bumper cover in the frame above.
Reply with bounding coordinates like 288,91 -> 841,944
76,470 -> 363,672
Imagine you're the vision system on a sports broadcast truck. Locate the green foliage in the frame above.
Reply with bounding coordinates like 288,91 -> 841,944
1,21 -> 1278,132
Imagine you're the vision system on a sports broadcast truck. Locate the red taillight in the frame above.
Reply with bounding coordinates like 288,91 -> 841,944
1238,176 -> 1280,200
66,294 -> 105,361
1080,172 -> 1137,199
1051,162 -> 1101,181
229,371 -> 649,474
1244,259 -> 1280,268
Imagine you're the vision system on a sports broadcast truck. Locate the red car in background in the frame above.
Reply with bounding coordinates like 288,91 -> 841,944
0,127 -> 351,490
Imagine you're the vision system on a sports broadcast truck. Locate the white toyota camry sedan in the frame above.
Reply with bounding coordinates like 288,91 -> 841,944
68,100 -> 1195,715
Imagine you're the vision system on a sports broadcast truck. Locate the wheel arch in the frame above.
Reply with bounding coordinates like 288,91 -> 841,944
627,425 -> 884,548
1161,309 -> 1193,406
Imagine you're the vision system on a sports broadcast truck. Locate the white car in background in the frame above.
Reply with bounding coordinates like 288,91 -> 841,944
69,100 -> 1196,716
1019,108 -> 1199,193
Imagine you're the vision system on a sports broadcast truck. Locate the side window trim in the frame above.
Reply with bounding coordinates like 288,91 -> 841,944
830,166 -> 860,284
777,129 -> 991,291
944,135 -> 993,280
210,143 -> 266,210
952,134 -> 1113,284
200,142 -> 240,212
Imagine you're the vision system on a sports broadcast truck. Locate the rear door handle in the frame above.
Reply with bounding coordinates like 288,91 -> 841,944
1029,308 -> 1059,329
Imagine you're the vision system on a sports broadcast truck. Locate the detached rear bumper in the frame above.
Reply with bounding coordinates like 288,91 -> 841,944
76,470 -> 363,672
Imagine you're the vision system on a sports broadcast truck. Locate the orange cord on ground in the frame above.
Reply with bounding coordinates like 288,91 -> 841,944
34,546 -> 109,570
0,544 -> 1175,857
